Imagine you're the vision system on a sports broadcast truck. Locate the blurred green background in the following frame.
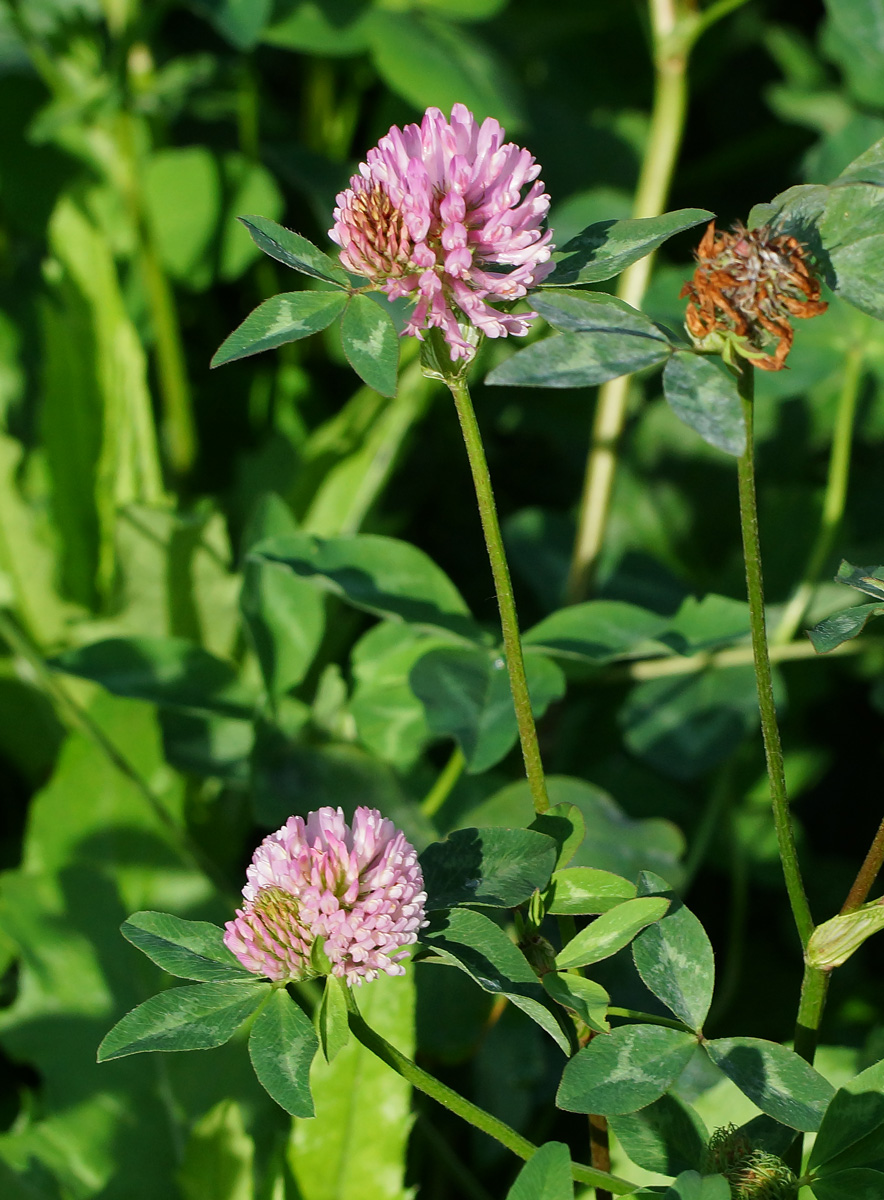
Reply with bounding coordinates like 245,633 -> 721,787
2,1 -> 884,1197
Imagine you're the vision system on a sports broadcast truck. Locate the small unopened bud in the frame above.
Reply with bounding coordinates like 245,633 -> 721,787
520,933 -> 558,977
806,898 -> 884,970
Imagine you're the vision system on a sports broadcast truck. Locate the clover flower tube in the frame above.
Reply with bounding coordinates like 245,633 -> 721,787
224,806 -> 428,986
329,103 -> 555,361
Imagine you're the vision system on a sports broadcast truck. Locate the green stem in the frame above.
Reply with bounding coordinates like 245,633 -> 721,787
344,992 -> 637,1195
421,746 -> 466,819
736,364 -> 814,948
446,373 -> 549,814
794,964 -> 830,1065
789,963 -> 830,1173
0,608 -> 230,897
607,1007 -> 695,1034
774,348 -> 864,644
566,0 -> 689,602
840,814 -> 884,914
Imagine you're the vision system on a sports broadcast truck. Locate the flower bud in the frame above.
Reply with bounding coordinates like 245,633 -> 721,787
805,898 -> 884,970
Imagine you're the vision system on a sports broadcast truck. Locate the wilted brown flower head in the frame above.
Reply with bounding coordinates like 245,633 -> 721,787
680,221 -> 827,371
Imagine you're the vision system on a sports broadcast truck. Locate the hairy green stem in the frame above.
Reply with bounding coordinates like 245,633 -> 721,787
446,373 -> 550,814
566,1 -> 689,602
736,364 -> 814,948
774,348 -> 864,644
344,992 -> 637,1194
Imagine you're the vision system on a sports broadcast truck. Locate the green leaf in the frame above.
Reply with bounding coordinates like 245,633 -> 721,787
98,981 -> 269,1060
366,11 -> 522,127
349,624 -> 450,770
834,560 -> 884,601
420,908 -> 571,1053
264,0 -> 371,55
340,294 -> 400,397
530,803 -> 586,870
620,665 -> 774,780
704,1037 -> 834,1131
190,0 -> 273,49
809,1056 -> 884,1174
555,896 -> 670,970
660,594 -> 749,655
485,326 -> 671,389
238,215 -> 348,285
177,1099 -> 255,1200
545,209 -> 714,286
410,645 -> 565,772
631,872 -> 714,1032
661,1174 -> 730,1200
609,1094 -> 707,1177
523,601 -> 669,664
219,157 -> 284,282
41,197 -> 158,608
662,352 -> 745,457
252,531 -> 480,641
533,290 -> 672,340
144,147 -> 221,288
557,1024 -> 697,1115
810,1168 -> 884,1200
546,867 -> 637,915
829,234 -> 884,322
542,973 -> 610,1033
240,558 -> 326,696
248,988 -> 318,1117
51,636 -> 258,719
825,2 -> 884,109
288,968 -> 415,1200
317,976 -> 350,1063
467,775 -> 685,886
420,826 -> 558,909
809,560 -> 884,650
506,1142 -> 573,1200
211,291 -> 348,367
809,602 -> 884,651
121,912 -> 253,982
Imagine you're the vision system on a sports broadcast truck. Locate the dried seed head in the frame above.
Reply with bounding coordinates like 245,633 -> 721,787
680,221 -> 827,371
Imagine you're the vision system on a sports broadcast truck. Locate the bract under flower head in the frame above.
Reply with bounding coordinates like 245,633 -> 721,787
329,103 -> 554,361
223,806 -> 428,986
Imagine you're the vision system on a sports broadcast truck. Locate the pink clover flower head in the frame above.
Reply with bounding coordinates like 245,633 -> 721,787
329,103 -> 555,361
223,806 -> 428,986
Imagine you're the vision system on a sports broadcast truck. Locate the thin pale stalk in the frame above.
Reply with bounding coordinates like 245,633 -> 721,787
736,364 -> 814,948
421,746 -> 466,819
841,814 -> 884,914
567,3 -> 688,602
344,991 -> 637,1195
447,374 -> 550,814
774,348 -> 864,644
589,1114 -> 612,1200
606,633 -> 874,682
607,1007 -> 694,1033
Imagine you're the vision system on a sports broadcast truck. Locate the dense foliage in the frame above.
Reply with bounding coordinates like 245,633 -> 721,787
3,2 -> 884,1199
